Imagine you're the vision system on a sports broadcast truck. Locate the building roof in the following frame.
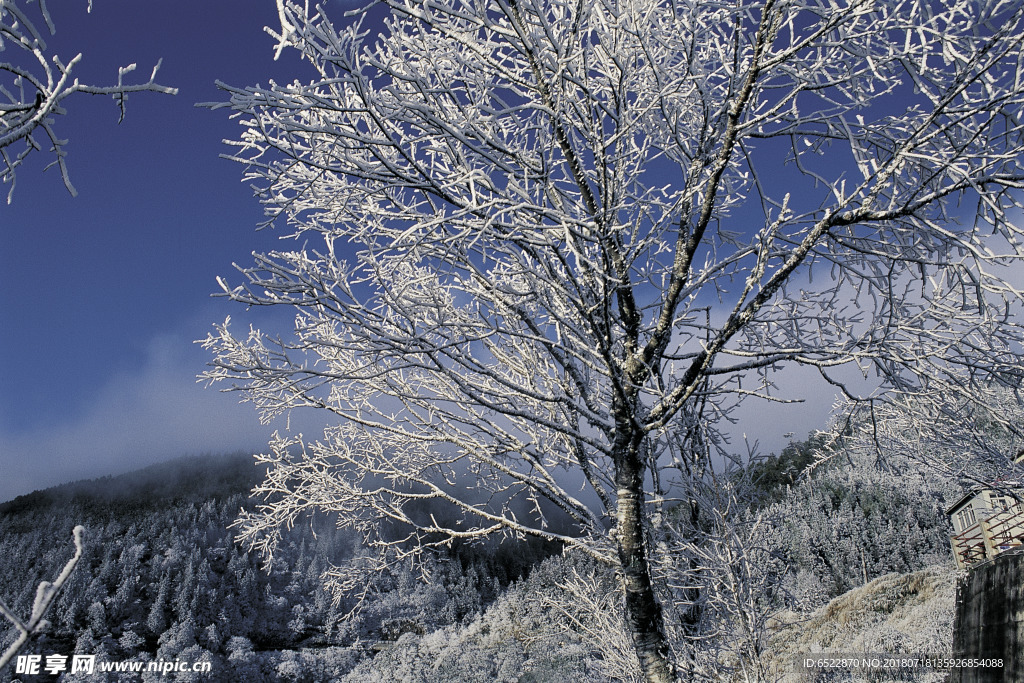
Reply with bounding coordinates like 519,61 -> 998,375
946,482 -> 1024,516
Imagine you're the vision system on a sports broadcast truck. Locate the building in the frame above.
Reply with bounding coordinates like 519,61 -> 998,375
948,485 -> 1024,569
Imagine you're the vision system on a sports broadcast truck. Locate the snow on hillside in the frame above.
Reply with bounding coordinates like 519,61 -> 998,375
766,564 -> 957,682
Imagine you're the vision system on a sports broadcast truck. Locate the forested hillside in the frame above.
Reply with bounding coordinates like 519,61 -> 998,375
0,454 -> 557,681
0,441 -> 962,681
746,441 -> 956,613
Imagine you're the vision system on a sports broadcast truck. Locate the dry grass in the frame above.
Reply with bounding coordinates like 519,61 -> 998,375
760,564 -> 956,682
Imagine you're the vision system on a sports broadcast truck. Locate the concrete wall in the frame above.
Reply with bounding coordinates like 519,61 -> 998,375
952,549 -> 1024,682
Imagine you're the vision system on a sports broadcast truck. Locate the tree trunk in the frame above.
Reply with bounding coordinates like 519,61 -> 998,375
615,442 -> 676,682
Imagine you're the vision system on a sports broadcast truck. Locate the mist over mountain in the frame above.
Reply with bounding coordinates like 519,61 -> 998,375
0,453 -> 261,514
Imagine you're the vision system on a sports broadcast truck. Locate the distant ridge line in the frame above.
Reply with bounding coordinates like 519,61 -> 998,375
0,452 -> 262,514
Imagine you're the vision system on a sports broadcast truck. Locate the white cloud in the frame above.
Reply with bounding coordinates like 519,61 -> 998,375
0,332 -> 306,503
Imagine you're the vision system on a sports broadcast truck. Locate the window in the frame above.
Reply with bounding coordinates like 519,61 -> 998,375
990,494 -> 1019,513
957,505 -> 977,532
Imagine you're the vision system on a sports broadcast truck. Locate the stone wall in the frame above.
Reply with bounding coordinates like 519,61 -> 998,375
951,549 -> 1024,682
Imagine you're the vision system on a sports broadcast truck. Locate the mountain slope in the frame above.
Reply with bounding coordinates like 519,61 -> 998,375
766,564 -> 956,682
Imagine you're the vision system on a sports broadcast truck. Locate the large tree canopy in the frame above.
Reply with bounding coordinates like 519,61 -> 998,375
203,0 -> 1024,678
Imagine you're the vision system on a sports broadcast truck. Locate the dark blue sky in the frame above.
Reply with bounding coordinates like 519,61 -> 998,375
0,0 -> 834,503
0,1 -> 327,501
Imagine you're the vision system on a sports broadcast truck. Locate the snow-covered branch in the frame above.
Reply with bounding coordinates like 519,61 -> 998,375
0,0 -> 177,202
0,525 -> 84,672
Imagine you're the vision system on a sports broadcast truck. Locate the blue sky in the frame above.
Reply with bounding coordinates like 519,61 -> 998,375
0,1 -> 324,501
0,0 -> 838,503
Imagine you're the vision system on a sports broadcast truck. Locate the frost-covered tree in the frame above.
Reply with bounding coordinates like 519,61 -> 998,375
0,0 -> 176,202
756,441 -> 953,611
835,384 -> 1024,491
203,0 -> 1024,678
